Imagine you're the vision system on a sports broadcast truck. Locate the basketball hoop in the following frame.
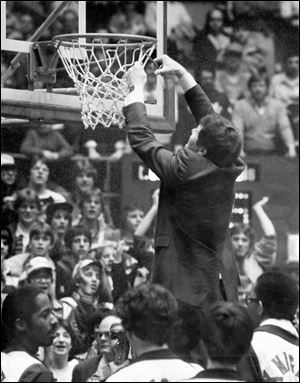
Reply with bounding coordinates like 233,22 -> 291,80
53,33 -> 157,129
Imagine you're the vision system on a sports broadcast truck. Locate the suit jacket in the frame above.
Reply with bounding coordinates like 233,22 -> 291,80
123,84 -> 245,308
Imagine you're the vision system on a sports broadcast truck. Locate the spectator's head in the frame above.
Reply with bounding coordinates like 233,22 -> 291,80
116,283 -> 178,349
1,153 -> 17,186
232,19 -> 251,45
205,7 -> 225,35
284,54 -> 299,78
1,228 -> 13,261
29,221 -> 54,257
2,286 -> 58,347
229,223 -> 255,259
51,318 -> 74,359
186,114 -> 242,167
246,271 -> 299,327
94,314 -> 123,358
29,156 -> 50,188
46,202 -> 73,238
248,74 -> 270,102
121,205 -> 145,236
97,242 -> 117,274
73,159 -> 97,194
168,302 -> 202,360
62,9 -> 78,34
19,13 -> 35,37
223,43 -> 244,72
200,302 -> 253,366
198,67 -> 216,92
25,256 -> 54,295
72,259 -> 101,296
64,226 -> 92,260
14,188 -> 41,227
80,188 -> 104,222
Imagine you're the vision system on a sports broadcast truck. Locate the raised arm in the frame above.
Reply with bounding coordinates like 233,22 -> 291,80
134,189 -> 159,237
252,197 -> 277,268
154,55 -> 215,122
253,197 -> 276,237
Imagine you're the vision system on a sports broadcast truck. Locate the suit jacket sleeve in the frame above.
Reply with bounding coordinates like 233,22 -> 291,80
124,85 -> 216,184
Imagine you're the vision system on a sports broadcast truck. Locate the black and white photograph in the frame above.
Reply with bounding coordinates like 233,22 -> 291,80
1,1 -> 299,382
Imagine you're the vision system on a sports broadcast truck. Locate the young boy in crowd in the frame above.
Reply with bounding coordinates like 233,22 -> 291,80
3,221 -> 55,290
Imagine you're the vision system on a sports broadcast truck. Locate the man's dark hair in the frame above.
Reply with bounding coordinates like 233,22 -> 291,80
64,225 -> 92,249
116,283 -> 178,346
1,286 -> 44,340
255,271 -> 299,322
247,74 -> 270,90
200,301 -> 253,365
197,114 -> 242,167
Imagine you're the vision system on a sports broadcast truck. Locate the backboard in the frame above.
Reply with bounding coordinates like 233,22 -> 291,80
1,1 -> 175,132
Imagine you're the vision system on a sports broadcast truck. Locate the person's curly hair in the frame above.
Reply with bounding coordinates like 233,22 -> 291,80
116,283 -> 178,346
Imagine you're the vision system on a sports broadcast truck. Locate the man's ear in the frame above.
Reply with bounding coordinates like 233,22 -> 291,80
197,146 -> 207,156
15,318 -> 28,333
257,300 -> 264,317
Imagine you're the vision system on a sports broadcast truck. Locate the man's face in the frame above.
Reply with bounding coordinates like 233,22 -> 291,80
18,202 -> 40,226
30,161 -> 49,187
83,195 -> 102,220
101,246 -> 116,274
27,293 -> 58,347
208,10 -> 224,34
250,80 -> 268,102
71,235 -> 90,259
75,172 -> 94,193
225,53 -> 242,72
51,209 -> 70,236
1,237 -> 9,261
20,14 -> 34,35
200,70 -> 214,91
185,125 -> 203,152
245,290 -> 262,329
94,315 -> 122,355
29,269 -> 53,294
30,234 -> 53,257
231,232 -> 250,258
1,166 -> 17,185
52,325 -> 72,357
125,209 -> 144,233
286,56 -> 299,77
78,265 -> 100,295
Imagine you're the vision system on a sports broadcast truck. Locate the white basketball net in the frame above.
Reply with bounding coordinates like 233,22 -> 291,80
55,36 -> 156,129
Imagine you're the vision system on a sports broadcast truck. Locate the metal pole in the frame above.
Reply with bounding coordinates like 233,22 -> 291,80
1,1 -> 72,85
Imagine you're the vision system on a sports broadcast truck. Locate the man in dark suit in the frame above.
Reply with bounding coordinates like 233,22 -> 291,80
123,55 -> 245,309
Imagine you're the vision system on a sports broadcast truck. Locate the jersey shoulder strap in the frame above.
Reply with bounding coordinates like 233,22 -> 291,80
255,325 -> 299,346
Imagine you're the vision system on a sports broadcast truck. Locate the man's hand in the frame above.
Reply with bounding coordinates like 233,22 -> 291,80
253,196 -> 269,211
126,61 -> 147,89
153,54 -> 187,79
42,150 -> 59,160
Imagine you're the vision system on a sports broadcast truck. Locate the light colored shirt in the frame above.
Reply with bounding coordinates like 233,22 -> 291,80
232,96 -> 295,152
270,73 -> 299,106
51,359 -> 78,382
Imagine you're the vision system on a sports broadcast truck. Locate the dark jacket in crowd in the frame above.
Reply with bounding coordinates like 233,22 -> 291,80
124,84 -> 244,308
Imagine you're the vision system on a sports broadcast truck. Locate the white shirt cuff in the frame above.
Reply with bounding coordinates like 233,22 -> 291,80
124,88 -> 145,106
179,72 -> 197,93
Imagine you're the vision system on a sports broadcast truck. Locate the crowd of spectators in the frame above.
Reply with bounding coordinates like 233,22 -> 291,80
1,2 -> 299,382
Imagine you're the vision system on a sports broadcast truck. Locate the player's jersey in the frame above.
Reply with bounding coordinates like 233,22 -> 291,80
252,319 -> 299,382
1,350 -> 54,382
106,349 -> 203,382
